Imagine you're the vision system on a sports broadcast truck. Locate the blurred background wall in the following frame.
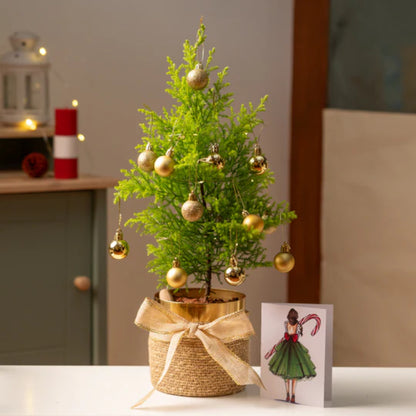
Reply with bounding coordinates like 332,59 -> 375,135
0,0 -> 294,365
324,0 -> 416,366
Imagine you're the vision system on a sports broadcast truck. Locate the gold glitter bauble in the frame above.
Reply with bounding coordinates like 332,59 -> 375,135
274,242 -> 295,273
154,147 -> 174,177
242,211 -> 264,232
108,228 -> 129,260
166,258 -> 188,288
181,190 -> 204,222
137,143 -> 157,172
186,63 -> 209,90
224,255 -> 246,286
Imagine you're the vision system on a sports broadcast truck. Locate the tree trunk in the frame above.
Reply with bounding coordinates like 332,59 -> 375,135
199,181 -> 212,297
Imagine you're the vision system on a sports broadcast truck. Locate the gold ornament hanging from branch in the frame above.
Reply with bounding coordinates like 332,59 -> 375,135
224,254 -> 246,286
166,257 -> 188,288
273,242 -> 295,273
186,19 -> 209,91
242,210 -> 264,233
186,63 -> 209,90
231,179 -> 264,233
109,228 -> 129,259
137,142 -> 157,172
249,144 -> 268,174
154,147 -> 175,177
108,201 -> 129,260
199,143 -> 225,169
181,190 -> 204,222
206,143 -> 224,169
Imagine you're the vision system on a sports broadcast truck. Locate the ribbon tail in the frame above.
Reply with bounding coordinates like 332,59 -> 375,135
131,331 -> 185,408
131,388 -> 156,409
197,331 -> 265,390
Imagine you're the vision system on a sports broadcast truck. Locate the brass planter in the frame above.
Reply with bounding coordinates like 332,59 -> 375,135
155,288 -> 246,322
149,288 -> 249,397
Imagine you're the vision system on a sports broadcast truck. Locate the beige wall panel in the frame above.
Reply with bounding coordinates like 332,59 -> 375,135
322,108 -> 416,366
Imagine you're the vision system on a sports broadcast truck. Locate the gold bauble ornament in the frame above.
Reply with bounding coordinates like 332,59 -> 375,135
186,63 -> 209,90
154,147 -> 174,177
273,242 -> 295,273
181,190 -> 204,222
137,142 -> 157,172
242,210 -> 264,232
224,255 -> 246,286
249,144 -> 268,174
108,227 -> 129,260
206,143 -> 225,169
166,258 -> 188,288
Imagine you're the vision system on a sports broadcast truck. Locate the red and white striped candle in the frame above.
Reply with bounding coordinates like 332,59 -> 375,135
54,108 -> 78,179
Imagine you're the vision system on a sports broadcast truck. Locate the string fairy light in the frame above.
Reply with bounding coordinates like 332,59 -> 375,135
23,118 -> 37,131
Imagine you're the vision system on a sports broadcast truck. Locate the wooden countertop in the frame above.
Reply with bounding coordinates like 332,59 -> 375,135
0,171 -> 118,194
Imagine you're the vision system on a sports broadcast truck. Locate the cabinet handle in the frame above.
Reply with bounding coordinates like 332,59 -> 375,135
73,276 -> 91,291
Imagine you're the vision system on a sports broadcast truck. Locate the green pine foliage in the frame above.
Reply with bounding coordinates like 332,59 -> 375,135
116,24 -> 296,292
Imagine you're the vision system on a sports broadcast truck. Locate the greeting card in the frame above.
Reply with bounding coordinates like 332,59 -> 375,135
261,303 -> 333,407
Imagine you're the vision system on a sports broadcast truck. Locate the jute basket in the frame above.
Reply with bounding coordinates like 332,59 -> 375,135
149,288 -> 249,397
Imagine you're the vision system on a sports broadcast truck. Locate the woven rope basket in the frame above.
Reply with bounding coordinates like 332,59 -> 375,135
149,334 -> 249,397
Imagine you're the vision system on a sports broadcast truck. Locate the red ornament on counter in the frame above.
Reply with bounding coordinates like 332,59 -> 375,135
22,152 -> 48,178
54,108 -> 78,179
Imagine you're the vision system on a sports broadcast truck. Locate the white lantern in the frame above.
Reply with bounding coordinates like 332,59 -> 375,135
0,32 -> 50,126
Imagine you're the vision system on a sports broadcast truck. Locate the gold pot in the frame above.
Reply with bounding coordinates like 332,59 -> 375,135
155,288 -> 246,322
150,288 -> 249,397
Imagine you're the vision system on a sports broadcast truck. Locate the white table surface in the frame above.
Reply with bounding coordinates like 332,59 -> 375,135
1,366 -> 415,415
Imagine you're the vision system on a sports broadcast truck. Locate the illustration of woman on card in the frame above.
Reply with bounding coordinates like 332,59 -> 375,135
264,308 -> 321,403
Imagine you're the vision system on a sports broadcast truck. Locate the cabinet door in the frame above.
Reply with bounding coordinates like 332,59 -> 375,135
0,191 -> 92,364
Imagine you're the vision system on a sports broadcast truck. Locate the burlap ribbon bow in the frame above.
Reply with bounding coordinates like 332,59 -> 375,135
131,297 -> 264,408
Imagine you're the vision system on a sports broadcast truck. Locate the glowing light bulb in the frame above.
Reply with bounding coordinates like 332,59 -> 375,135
72,99 -> 79,108
77,134 -> 86,142
24,118 -> 37,131
39,47 -> 47,56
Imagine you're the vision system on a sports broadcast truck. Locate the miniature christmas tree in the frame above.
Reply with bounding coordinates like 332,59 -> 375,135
115,24 -> 296,296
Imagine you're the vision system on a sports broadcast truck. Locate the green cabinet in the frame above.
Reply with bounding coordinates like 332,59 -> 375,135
0,179 -> 113,365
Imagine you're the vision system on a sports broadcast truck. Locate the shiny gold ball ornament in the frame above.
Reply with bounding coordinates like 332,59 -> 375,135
242,210 -> 264,232
166,258 -> 188,288
108,227 -> 129,260
273,242 -> 295,273
206,143 -> 225,169
249,144 -> 268,174
181,190 -> 204,222
186,63 -> 209,90
224,255 -> 246,286
137,142 -> 157,172
154,147 -> 174,177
